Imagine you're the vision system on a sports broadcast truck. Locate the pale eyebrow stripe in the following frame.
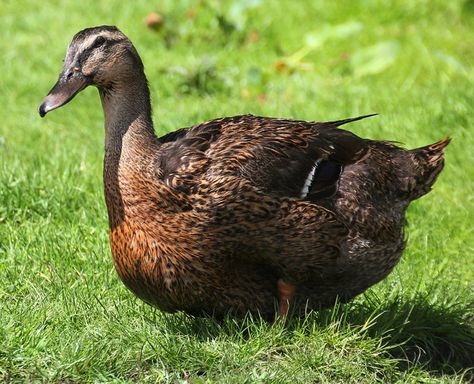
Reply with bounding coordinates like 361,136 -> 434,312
75,34 -> 122,63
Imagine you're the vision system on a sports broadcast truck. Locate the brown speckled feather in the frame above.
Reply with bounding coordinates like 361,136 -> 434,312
39,27 -> 449,320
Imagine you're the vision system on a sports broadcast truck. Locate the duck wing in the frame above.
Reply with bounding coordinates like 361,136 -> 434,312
156,114 -> 375,202
206,114 -> 374,202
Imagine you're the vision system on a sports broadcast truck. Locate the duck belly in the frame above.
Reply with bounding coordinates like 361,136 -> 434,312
108,216 -> 405,318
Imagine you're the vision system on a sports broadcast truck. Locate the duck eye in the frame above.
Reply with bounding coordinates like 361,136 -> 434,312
92,36 -> 106,49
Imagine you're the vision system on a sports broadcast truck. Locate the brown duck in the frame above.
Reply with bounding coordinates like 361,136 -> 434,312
38,26 -> 449,320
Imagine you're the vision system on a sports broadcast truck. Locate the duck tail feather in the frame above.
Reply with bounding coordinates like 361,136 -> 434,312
327,113 -> 378,127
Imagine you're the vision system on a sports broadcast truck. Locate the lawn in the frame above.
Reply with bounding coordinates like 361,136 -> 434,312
1,0 -> 473,382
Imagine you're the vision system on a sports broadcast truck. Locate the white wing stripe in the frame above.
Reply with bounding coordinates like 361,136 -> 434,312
300,159 -> 321,198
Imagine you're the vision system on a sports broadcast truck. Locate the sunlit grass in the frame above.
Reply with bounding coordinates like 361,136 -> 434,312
1,0 -> 473,382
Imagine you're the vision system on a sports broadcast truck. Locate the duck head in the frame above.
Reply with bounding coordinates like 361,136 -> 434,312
38,25 -> 144,117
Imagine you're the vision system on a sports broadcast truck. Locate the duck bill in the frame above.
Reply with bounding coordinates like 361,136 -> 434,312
38,74 -> 89,117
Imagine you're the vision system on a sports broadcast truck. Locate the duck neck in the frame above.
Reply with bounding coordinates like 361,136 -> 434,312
99,73 -> 158,228
101,74 -> 156,155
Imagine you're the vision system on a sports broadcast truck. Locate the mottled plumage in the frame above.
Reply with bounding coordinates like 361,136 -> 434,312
39,26 -> 449,320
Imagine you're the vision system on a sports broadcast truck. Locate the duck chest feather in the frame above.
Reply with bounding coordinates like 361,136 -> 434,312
109,218 -> 204,312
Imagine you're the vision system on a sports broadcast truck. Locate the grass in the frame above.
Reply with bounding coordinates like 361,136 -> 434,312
1,0 -> 473,382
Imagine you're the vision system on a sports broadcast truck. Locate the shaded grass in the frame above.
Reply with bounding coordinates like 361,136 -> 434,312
1,0 -> 473,382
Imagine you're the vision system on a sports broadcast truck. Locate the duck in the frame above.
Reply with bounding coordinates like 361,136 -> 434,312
38,26 -> 449,320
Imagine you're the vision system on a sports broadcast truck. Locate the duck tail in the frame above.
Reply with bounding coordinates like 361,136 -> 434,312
395,137 -> 451,201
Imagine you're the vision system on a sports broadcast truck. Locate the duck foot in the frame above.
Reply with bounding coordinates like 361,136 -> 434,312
276,278 -> 295,318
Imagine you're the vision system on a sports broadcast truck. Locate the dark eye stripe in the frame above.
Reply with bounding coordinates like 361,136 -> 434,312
77,37 -> 120,64
78,38 -> 105,63
91,35 -> 106,49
